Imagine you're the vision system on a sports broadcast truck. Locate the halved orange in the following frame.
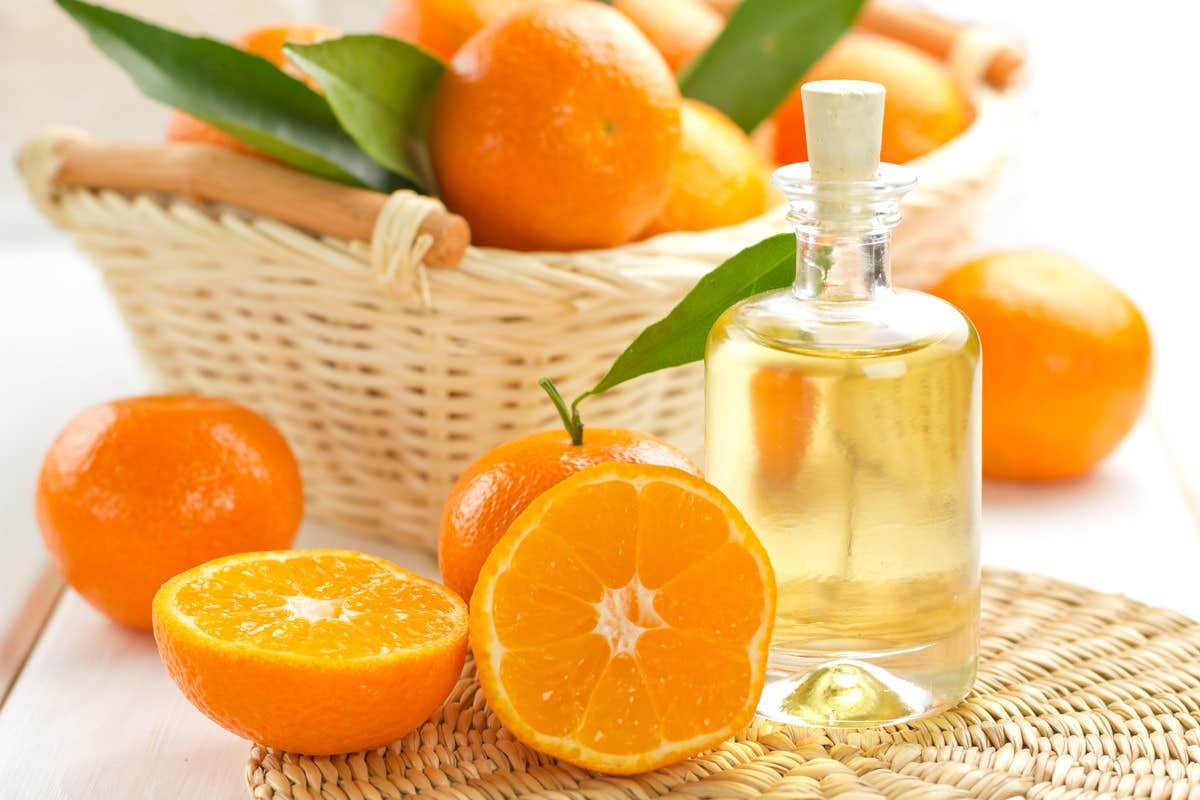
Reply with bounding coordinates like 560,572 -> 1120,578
153,549 -> 468,755
470,463 -> 776,774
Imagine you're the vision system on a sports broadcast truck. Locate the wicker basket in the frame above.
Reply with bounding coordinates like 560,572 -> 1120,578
18,31 -> 1023,552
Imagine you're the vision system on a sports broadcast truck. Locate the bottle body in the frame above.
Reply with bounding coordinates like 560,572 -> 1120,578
705,286 -> 981,726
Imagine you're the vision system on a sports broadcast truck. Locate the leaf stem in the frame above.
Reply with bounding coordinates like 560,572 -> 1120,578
539,378 -> 584,446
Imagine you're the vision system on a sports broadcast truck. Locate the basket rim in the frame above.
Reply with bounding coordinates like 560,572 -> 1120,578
24,88 -> 1024,256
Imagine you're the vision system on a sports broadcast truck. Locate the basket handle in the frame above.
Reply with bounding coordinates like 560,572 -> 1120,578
21,130 -> 470,269
856,2 -> 1025,89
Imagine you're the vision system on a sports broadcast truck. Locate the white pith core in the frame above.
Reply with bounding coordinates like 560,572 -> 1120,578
286,594 -> 351,622
592,578 -> 664,656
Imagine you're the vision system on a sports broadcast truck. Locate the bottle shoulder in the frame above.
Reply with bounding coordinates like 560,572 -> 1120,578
710,287 -> 979,359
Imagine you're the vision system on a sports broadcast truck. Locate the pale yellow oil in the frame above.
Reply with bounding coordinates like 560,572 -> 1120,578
706,290 -> 981,726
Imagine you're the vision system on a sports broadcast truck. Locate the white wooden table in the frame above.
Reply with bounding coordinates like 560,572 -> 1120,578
2,3 -> 1199,795
0,232 -> 1197,798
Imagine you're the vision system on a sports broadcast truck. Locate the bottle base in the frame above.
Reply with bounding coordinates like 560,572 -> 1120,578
757,642 -> 974,727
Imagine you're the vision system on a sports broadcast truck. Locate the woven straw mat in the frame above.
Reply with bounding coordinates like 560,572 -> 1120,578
246,569 -> 1200,799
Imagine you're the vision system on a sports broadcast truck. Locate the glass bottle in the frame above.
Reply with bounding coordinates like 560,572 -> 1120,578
705,81 -> 981,726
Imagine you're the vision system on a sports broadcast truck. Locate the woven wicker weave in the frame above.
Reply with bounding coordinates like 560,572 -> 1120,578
246,569 -> 1200,800
18,35 -> 1023,551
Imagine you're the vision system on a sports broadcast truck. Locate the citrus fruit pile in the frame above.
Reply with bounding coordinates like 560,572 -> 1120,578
37,383 -> 775,769
33,0 -> 1156,784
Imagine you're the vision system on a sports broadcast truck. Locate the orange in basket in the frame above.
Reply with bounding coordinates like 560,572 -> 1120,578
773,32 -> 970,166
613,0 -> 724,72
642,98 -> 767,237
165,22 -> 342,156
470,463 -> 776,774
154,549 -> 468,755
36,394 -> 303,629
379,0 -> 547,61
430,1 -> 681,250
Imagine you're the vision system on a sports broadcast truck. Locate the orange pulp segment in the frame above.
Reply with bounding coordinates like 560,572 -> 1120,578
470,463 -> 776,774
153,549 -> 468,755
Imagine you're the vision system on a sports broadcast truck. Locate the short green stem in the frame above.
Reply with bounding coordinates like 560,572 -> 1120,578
539,378 -> 585,446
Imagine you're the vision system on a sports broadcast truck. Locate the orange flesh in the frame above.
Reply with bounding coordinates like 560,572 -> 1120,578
166,551 -> 464,659
471,464 -> 775,773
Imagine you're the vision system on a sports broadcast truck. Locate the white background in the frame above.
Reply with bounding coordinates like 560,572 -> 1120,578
0,1 -> 1198,797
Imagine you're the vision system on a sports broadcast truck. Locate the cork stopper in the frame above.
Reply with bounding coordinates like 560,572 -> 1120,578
801,80 -> 885,181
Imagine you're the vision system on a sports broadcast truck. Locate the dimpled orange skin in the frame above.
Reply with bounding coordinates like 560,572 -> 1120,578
773,32 -> 970,166
430,1 -> 682,250
153,550 -> 468,755
930,252 -> 1152,480
36,395 -> 303,629
613,0 -> 723,72
439,428 -> 699,601
641,99 -> 767,237
165,22 -> 341,156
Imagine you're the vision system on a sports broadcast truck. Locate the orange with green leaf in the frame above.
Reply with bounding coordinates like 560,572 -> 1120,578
58,0 -> 869,249
166,22 -> 341,157
439,379 -> 698,601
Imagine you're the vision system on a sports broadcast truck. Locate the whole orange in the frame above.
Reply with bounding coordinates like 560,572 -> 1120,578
642,99 -> 767,237
440,412 -> 698,601
930,252 -> 1152,480
613,0 -> 723,72
430,1 -> 682,250
36,395 -> 304,629
165,22 -> 341,156
773,32 -> 969,166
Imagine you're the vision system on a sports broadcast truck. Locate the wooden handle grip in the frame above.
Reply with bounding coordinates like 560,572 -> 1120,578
856,1 -> 1025,89
53,140 -> 470,269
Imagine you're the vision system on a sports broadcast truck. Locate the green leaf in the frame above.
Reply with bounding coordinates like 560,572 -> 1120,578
285,36 -> 444,194
581,234 -> 796,400
679,0 -> 866,133
56,0 -> 401,191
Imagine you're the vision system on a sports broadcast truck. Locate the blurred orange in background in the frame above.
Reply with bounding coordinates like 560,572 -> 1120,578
931,252 -> 1152,481
642,98 -> 767,236
773,31 -> 969,166
379,0 -> 543,61
165,21 -> 341,156
613,0 -> 723,72
382,0 -> 722,70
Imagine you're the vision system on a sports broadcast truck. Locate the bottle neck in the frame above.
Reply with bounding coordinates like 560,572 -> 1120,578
794,228 -> 892,301
772,162 -> 915,303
